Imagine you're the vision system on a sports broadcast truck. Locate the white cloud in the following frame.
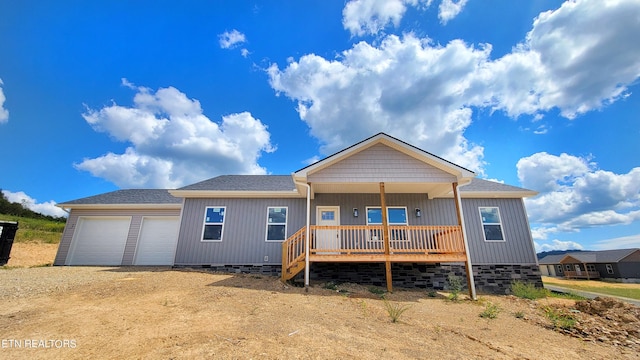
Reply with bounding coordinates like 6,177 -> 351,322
438,0 -> 467,24
218,29 -> 246,49
342,0 -> 432,37
592,234 -> 640,250
535,239 -> 584,253
2,190 -> 67,218
0,78 -> 8,124
518,152 -> 640,236
486,0 -> 640,119
268,34 -> 488,173
270,0 -> 640,173
76,80 -> 274,188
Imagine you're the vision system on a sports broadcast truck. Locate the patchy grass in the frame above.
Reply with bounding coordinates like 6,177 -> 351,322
548,291 -> 587,301
511,281 -> 549,300
0,214 -> 65,244
561,285 -> 640,300
542,306 -> 576,330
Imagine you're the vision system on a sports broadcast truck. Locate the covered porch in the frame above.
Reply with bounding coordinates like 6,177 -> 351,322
282,133 -> 478,298
281,181 -> 476,298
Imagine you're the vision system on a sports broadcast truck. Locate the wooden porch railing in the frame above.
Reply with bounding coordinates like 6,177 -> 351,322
281,227 -> 306,280
310,225 -> 465,254
564,271 -> 600,279
282,225 -> 465,280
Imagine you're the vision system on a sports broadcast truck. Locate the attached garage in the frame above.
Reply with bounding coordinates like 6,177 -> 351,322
54,189 -> 183,267
66,217 -> 131,265
133,216 -> 180,265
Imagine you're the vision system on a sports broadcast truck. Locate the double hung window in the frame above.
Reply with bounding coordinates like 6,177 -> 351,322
479,207 -> 505,241
202,207 -> 226,241
266,207 -> 287,242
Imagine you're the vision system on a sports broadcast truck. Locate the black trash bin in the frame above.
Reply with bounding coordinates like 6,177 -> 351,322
0,221 -> 19,266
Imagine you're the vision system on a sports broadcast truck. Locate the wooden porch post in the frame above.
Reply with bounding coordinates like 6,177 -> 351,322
380,182 -> 393,293
453,182 -> 476,300
584,262 -> 590,280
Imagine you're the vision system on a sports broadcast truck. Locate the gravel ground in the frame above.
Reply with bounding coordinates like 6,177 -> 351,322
0,266 -> 166,300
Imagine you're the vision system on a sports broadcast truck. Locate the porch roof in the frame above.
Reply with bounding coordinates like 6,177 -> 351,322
169,176 -> 535,199
540,249 -> 640,265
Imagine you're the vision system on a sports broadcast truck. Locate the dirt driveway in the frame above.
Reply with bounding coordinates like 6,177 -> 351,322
0,266 -> 638,360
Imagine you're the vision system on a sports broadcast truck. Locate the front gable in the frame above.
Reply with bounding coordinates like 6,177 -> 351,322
293,133 -> 476,198
308,143 -> 458,183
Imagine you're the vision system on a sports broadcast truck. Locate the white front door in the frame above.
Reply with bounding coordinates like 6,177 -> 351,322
575,264 -> 582,275
316,206 -> 340,253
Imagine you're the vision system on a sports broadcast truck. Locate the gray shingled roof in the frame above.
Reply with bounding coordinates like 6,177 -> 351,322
177,175 -> 532,193
538,254 -> 568,265
61,176 -> 533,205
539,249 -> 640,264
59,189 -> 181,205
462,178 -> 534,193
177,175 -> 296,191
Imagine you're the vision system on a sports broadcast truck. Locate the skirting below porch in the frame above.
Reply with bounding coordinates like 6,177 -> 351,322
179,263 -> 543,295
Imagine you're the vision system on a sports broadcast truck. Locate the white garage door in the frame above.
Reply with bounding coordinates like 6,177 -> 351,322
67,217 -> 131,265
133,217 -> 180,265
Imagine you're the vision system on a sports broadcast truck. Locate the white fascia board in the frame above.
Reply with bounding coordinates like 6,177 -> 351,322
169,190 -> 304,199
437,190 -> 539,199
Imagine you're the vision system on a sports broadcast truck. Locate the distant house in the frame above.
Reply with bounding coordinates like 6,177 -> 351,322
539,248 -> 640,281
54,133 -> 542,296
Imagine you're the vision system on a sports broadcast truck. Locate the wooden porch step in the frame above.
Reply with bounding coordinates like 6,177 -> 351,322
282,260 -> 305,281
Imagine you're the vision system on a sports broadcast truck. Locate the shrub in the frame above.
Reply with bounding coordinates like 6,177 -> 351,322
368,286 -> 386,298
447,273 -> 463,301
511,280 -> 548,300
479,302 -> 500,319
383,300 -> 411,323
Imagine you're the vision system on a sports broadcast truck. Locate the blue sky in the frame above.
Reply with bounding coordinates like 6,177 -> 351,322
1,0 -> 639,252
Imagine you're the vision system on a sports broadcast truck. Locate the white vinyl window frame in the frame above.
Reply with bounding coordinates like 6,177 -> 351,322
605,264 -> 614,274
586,264 -> 596,272
201,206 -> 226,242
556,265 -> 564,274
365,206 -> 409,226
366,206 -> 409,242
478,206 -> 506,242
265,206 -> 288,242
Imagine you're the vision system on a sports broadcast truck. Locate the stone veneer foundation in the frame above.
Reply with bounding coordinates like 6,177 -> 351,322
182,263 -> 543,295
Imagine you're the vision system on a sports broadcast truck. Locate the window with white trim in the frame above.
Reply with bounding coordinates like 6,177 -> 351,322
367,207 -> 408,240
202,207 -> 226,241
586,264 -> 596,272
556,265 -> 563,274
565,264 -> 572,271
606,264 -> 614,274
478,207 -> 505,241
266,206 -> 287,242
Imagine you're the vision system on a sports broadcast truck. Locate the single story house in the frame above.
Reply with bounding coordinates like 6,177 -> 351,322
539,249 -> 640,281
54,133 -> 542,296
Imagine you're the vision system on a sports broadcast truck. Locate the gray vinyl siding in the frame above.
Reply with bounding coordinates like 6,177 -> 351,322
309,143 -> 457,183
618,262 -> 640,278
311,194 -> 458,226
309,194 -> 537,265
173,194 -> 537,266
174,198 -> 306,266
462,198 -> 537,265
54,208 -> 181,266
